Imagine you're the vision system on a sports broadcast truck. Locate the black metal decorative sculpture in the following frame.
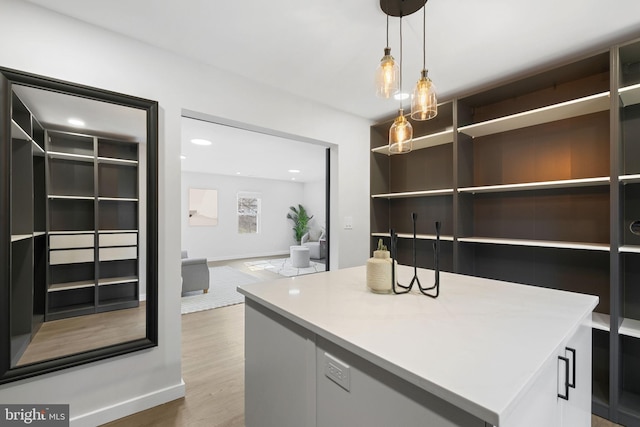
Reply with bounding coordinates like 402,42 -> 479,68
390,213 -> 440,298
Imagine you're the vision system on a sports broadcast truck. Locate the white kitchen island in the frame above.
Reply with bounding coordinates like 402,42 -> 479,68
238,265 -> 598,427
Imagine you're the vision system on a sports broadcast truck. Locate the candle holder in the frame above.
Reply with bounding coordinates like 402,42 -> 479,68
390,213 -> 440,298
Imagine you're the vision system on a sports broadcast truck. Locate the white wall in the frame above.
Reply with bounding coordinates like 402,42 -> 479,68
182,172 -> 307,260
303,179 -> 327,239
0,0 -> 371,425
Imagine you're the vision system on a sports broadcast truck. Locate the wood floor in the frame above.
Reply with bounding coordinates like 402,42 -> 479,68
103,302 -> 622,427
18,303 -> 146,366
103,303 -> 245,427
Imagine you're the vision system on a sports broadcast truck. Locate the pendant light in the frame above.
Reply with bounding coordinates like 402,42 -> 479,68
375,14 -> 399,98
410,5 -> 437,120
389,15 -> 412,154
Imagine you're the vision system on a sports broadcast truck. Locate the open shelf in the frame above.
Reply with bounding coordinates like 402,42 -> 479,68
592,313 -> 611,332
48,280 -> 95,292
458,177 -> 610,194
621,246 -> 640,254
10,119 -> 30,140
620,83 -> 640,107
458,92 -> 609,138
97,156 -> 138,165
621,174 -> 640,184
371,129 -> 454,155
98,276 -> 138,286
621,318 -> 640,339
371,189 -> 454,199
48,151 -> 94,162
11,234 -> 32,242
371,232 -> 455,242
98,197 -> 138,202
458,237 -> 610,251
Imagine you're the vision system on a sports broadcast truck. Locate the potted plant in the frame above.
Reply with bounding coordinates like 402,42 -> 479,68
286,204 -> 313,244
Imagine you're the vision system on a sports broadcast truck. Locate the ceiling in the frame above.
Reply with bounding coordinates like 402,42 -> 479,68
20,0 -> 640,180
181,117 -> 327,183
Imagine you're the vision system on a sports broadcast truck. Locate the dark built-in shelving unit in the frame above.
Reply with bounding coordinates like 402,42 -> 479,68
370,37 -> 640,426
6,88 -> 140,366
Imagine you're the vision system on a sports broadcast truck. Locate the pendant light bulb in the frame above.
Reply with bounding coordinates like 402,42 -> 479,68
411,69 -> 437,120
389,109 -> 413,154
376,47 -> 399,98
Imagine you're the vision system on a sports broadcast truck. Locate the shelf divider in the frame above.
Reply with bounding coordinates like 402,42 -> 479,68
372,129 -> 454,155
458,92 -> 610,138
620,83 -> 640,107
458,236 -> 610,251
372,189 -> 454,199
458,177 -> 609,194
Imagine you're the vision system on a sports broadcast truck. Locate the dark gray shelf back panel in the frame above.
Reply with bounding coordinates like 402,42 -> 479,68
98,200 -> 137,230
11,139 -> 33,235
623,104 -> 640,176
99,259 -> 137,279
472,187 -> 610,243
48,158 -> 94,197
49,262 -> 94,285
49,199 -> 94,231
98,164 -> 137,199
48,132 -> 94,156
98,139 -> 137,161
470,112 -> 610,186
389,143 -> 453,193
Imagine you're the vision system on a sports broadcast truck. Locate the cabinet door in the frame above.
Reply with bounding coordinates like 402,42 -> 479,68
560,319 -> 592,426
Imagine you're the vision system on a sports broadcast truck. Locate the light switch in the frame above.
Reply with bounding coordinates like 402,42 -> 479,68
344,216 -> 353,230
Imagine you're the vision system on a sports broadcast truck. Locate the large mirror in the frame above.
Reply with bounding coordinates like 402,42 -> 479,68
0,67 -> 158,384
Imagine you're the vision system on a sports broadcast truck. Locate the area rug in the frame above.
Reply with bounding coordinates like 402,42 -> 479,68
244,258 -> 326,277
181,266 -> 260,314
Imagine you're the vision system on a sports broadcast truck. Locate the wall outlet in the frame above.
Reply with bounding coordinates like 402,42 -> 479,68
324,352 -> 350,392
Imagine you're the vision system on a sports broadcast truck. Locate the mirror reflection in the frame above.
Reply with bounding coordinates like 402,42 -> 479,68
6,80 -> 150,370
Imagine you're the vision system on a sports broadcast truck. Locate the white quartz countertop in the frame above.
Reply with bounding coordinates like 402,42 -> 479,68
238,265 -> 598,425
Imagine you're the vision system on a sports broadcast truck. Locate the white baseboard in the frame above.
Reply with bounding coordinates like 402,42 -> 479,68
207,250 -> 289,263
70,380 -> 186,427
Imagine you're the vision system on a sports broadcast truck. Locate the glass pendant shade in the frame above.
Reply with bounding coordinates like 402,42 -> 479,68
375,47 -> 400,98
411,70 -> 437,120
389,109 -> 413,154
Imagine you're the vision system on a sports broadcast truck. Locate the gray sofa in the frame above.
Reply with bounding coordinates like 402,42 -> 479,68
181,250 -> 209,294
301,231 -> 326,260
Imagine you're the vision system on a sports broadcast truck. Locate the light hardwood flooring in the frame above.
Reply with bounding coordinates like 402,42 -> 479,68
17,303 -> 146,366
103,302 -> 621,427
103,303 -> 245,427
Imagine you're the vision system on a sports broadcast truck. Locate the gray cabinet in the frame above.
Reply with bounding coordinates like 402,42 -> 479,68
369,37 -> 640,425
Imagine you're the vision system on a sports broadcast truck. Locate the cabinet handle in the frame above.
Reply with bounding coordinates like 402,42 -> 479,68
558,355 -> 570,400
566,347 -> 576,389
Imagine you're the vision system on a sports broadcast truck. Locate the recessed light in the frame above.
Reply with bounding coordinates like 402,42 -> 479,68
291,178 -> 296,181
394,92 -> 410,101
180,155 -> 186,160
288,169 -> 300,173
68,118 -> 85,127
191,138 -> 212,146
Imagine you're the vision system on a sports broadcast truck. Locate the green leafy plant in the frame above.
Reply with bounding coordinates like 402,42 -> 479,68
287,204 -> 313,244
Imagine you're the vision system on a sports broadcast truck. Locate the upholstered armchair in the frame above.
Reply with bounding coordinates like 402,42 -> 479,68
181,250 -> 209,294
301,231 -> 326,260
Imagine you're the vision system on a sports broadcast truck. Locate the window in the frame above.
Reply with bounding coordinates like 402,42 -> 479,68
237,193 -> 260,234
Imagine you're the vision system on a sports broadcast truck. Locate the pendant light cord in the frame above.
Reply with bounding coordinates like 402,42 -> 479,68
422,6 -> 426,71
386,14 -> 390,47
399,15 -> 403,111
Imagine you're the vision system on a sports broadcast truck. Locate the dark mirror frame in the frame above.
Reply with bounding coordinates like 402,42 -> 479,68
0,67 -> 158,385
